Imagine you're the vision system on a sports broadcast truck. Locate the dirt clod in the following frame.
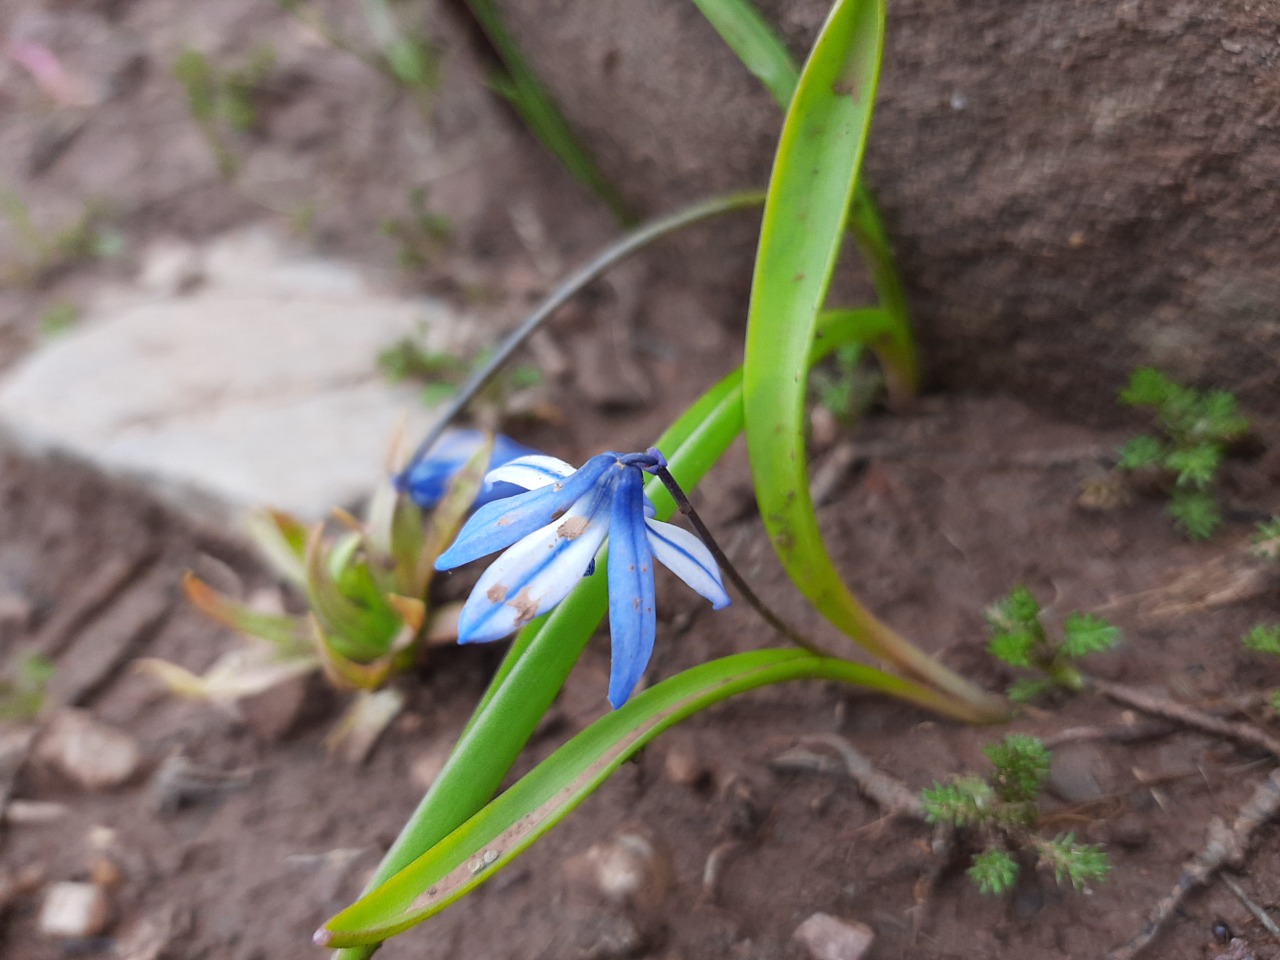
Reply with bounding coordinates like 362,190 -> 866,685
35,710 -> 141,791
792,912 -> 875,960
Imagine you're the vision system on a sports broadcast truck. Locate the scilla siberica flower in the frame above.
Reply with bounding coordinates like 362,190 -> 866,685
435,448 -> 731,708
396,429 -> 540,509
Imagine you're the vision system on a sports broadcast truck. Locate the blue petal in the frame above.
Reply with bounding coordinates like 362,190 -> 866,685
398,430 -> 539,509
645,520 -> 731,610
395,429 -> 485,508
456,478 -> 614,643
606,466 -> 656,709
436,454 -> 615,570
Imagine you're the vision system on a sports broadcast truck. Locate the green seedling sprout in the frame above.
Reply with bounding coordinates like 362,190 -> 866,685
379,187 -> 454,271
986,586 -> 1121,702
922,734 -> 1109,896
174,46 -> 277,178
0,191 -> 121,287
0,650 -> 55,723
1116,367 -> 1250,540
38,302 -> 79,339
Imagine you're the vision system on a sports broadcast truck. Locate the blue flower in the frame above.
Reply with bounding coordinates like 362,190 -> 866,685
435,449 -> 731,707
396,429 -> 540,509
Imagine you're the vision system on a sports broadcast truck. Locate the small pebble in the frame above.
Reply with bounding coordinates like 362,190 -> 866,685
38,881 -> 110,938
1220,38 -> 1244,54
793,912 -> 874,960
663,742 -> 708,788
1047,743 -> 1110,804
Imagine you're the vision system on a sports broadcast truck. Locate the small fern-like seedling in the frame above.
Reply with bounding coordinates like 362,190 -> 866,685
922,734 -> 1108,897
1116,367 -> 1249,540
986,586 -> 1121,702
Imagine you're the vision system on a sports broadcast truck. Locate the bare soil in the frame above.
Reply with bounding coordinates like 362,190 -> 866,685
1,2 -> 1279,960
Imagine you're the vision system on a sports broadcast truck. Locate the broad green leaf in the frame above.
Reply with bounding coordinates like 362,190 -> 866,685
319,649 -> 940,945
741,0 -> 1002,718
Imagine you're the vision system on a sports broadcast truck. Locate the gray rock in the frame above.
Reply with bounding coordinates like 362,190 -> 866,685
0,226 -> 464,526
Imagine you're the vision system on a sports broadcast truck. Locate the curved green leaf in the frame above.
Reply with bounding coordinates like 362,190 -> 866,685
742,0 -> 1003,717
320,648 -> 938,945
688,0 -> 917,400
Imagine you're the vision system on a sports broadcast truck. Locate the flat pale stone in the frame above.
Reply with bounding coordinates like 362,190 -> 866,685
0,226 -> 458,524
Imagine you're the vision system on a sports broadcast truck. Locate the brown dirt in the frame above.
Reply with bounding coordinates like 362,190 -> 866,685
1,2 -> 1280,960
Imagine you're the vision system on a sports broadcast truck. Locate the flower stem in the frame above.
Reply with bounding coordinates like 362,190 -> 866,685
652,467 -> 824,656
407,190 -> 766,468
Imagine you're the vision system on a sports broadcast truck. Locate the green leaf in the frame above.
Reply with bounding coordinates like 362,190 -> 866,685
182,573 -> 308,654
686,0 -> 798,105
985,585 -> 1041,636
319,649 -> 939,945
1243,624 -> 1280,656
1119,367 -> 1174,408
968,848 -> 1019,895
690,0 -> 918,400
1116,434 -> 1164,471
741,0 -> 1002,718
920,776 -> 994,827
988,630 -> 1036,669
1007,677 -> 1055,703
246,509 -> 310,586
1168,488 -> 1221,540
1061,612 -> 1121,659
305,532 -> 397,662
984,734 -> 1050,804
1036,833 -> 1109,891
1165,442 -> 1221,489
1199,389 -> 1249,442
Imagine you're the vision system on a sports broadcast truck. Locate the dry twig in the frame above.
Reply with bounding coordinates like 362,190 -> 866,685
1109,768 -> 1280,960
772,733 -> 924,818
1092,679 -> 1280,759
